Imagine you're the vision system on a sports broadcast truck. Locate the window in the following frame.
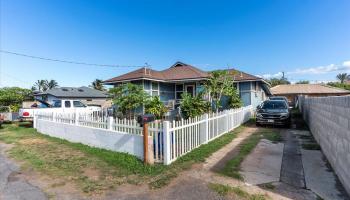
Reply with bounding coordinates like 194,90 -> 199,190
64,101 -> 71,108
175,84 -> 184,99
151,81 -> 159,96
52,100 -> 61,108
73,101 -> 86,107
252,82 -> 257,91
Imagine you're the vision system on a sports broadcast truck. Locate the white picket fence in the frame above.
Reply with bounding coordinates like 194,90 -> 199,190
163,106 -> 252,164
34,105 -> 253,165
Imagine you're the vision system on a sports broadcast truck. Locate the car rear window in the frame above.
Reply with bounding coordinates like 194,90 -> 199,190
262,101 -> 287,109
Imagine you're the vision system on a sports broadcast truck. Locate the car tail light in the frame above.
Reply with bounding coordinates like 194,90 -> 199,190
23,112 -> 30,117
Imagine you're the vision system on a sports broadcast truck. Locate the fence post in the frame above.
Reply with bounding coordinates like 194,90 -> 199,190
75,111 -> 79,125
33,111 -> 37,129
108,116 -> 114,130
163,121 -> 171,165
225,110 -> 229,132
200,113 -> 209,144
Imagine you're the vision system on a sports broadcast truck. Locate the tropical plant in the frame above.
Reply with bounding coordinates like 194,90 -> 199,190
33,80 -> 46,92
109,83 -> 149,119
336,73 -> 349,84
46,80 -> 59,90
145,96 -> 168,119
224,87 -> 243,109
204,70 -> 240,112
180,92 -> 210,119
296,80 -> 309,84
91,79 -> 105,91
32,79 -> 58,92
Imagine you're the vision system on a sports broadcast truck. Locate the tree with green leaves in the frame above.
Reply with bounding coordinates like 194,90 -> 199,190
91,79 -> 106,91
180,92 -> 210,119
336,73 -> 349,84
46,80 -> 59,89
33,79 -> 58,92
295,80 -> 310,84
145,96 -> 168,119
109,83 -> 149,119
0,87 -> 33,112
225,87 -> 243,109
204,70 -> 241,112
327,82 -> 350,91
268,78 -> 290,87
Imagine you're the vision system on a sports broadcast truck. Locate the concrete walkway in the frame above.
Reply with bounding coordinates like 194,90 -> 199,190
240,139 -> 284,185
0,143 -> 47,200
280,129 -> 306,188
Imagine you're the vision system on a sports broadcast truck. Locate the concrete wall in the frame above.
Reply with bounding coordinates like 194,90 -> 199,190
299,95 -> 350,194
36,119 -> 146,159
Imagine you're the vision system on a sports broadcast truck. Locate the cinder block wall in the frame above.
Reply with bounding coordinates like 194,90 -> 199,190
299,95 -> 350,194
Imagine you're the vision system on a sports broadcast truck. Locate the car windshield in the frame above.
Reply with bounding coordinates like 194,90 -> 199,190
52,100 -> 62,108
262,101 -> 287,109
73,101 -> 86,107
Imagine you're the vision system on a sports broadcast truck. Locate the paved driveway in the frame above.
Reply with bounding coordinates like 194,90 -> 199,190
0,143 -> 47,200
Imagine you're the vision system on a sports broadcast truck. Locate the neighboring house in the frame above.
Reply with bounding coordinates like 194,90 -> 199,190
271,84 -> 350,105
104,62 -> 271,114
34,86 -> 110,107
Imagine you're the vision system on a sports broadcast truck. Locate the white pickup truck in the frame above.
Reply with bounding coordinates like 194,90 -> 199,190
19,99 -> 102,121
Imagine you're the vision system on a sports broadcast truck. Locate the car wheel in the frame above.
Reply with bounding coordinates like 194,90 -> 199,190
256,122 -> 260,127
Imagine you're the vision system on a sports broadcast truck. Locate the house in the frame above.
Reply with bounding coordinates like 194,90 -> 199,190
271,84 -> 350,105
34,86 -> 110,107
104,62 -> 271,114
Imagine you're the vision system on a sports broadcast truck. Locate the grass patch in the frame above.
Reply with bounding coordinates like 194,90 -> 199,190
219,128 -> 281,180
209,183 -> 268,200
302,143 -> 321,150
0,121 -> 251,193
149,124 -> 247,188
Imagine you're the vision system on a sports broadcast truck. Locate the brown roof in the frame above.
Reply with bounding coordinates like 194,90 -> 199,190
271,84 -> 350,95
104,62 -> 263,83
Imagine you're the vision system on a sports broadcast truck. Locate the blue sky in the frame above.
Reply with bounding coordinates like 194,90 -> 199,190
1,0 -> 350,88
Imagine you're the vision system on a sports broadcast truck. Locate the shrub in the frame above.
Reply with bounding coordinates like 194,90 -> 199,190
109,83 -> 149,118
145,96 -> 168,119
180,93 -> 210,119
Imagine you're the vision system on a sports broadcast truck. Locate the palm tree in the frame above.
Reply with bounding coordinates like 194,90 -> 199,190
91,79 -> 105,91
336,73 -> 349,84
46,80 -> 59,90
34,80 -> 46,92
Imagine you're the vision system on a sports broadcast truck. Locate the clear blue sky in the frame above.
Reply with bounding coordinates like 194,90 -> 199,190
1,0 -> 350,88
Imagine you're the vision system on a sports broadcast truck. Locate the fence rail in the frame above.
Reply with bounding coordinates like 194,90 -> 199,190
34,105 -> 253,165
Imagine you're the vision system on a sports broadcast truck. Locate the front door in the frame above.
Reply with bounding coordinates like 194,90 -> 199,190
185,85 -> 195,97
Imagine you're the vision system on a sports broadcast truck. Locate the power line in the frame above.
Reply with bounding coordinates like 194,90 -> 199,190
0,50 -> 143,68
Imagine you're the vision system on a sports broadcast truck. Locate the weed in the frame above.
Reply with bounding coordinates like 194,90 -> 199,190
259,183 -> 275,190
219,128 -> 280,179
208,183 -> 268,200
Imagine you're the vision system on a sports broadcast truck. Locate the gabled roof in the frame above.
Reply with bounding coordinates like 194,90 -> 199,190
271,84 -> 350,95
104,62 -> 264,83
34,86 -> 109,98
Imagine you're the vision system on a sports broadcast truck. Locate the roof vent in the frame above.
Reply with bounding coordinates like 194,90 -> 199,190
62,88 -> 69,91
78,89 -> 84,92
